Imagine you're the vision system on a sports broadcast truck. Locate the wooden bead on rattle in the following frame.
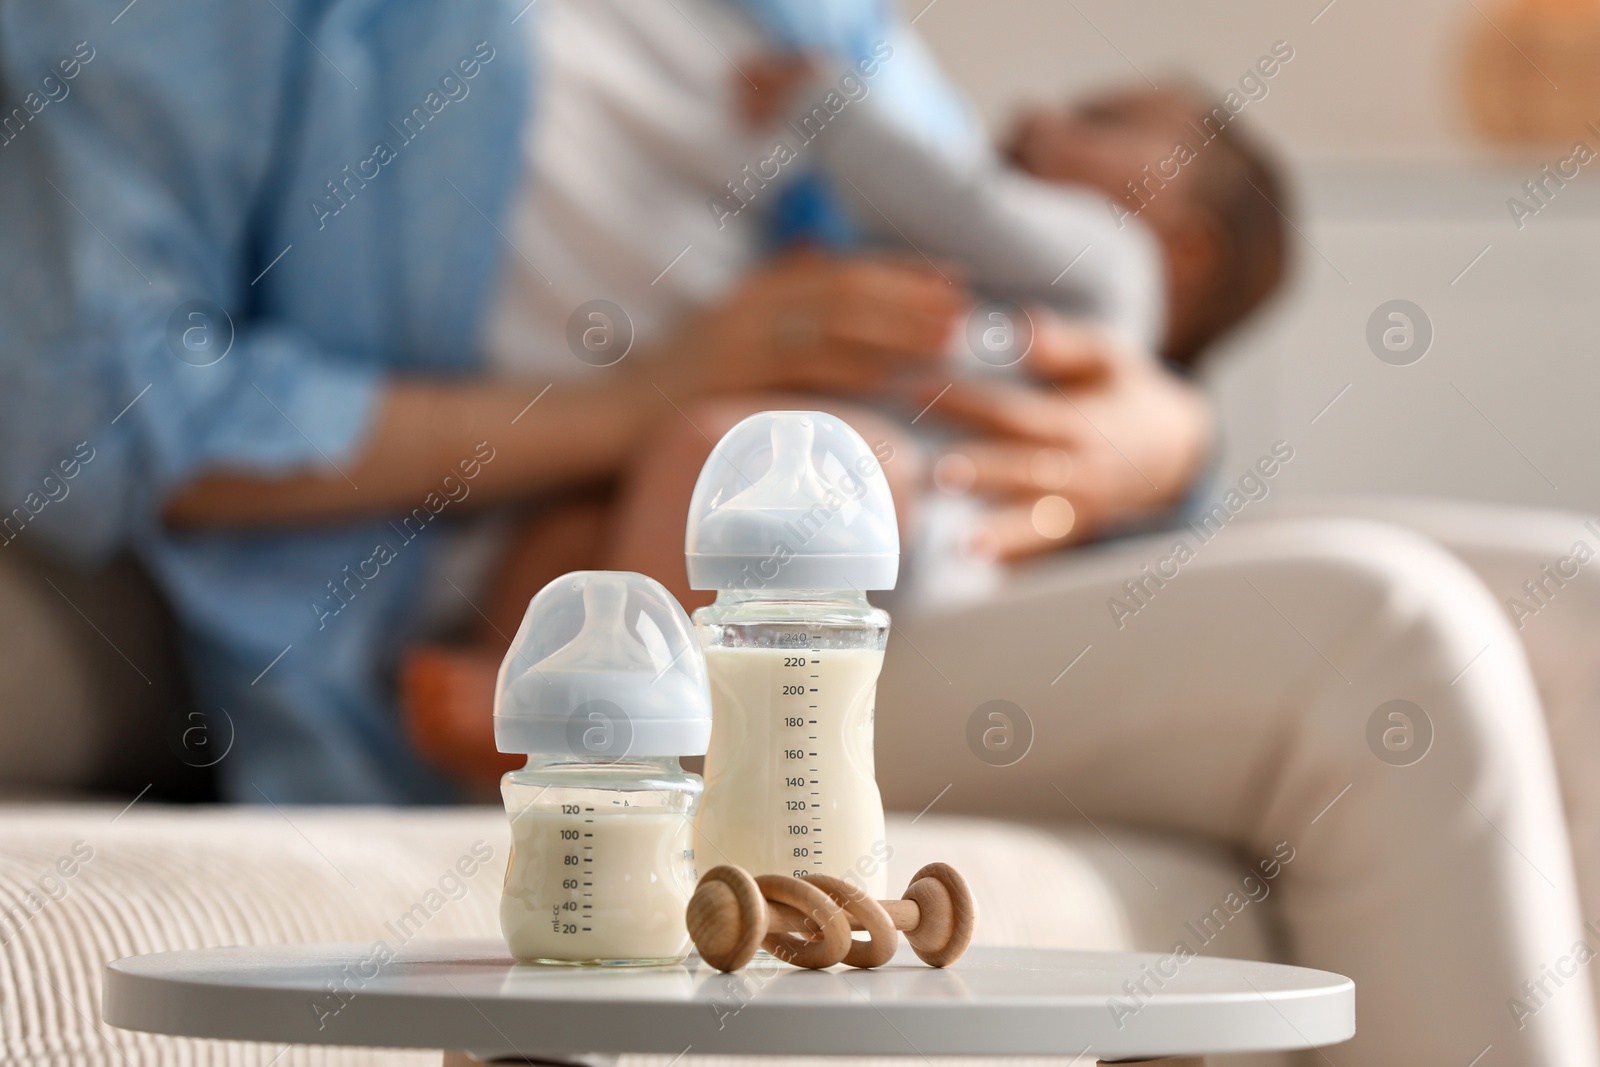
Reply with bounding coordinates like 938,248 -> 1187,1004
897,862 -> 978,967
686,865 -> 768,972
686,862 -> 977,972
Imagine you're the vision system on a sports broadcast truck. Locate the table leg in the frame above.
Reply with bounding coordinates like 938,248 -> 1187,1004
443,1053 -> 619,1067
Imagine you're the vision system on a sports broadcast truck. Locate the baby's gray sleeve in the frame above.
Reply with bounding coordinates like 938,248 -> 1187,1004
813,96 -> 1167,352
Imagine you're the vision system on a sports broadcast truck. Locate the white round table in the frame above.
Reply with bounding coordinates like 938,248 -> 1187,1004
103,940 -> 1353,1066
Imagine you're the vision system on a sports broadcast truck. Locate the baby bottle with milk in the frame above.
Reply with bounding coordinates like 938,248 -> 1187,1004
685,411 -> 898,898
494,571 -> 712,965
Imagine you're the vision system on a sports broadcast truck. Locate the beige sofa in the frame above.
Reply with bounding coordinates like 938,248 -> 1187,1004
0,548 -> 1284,1067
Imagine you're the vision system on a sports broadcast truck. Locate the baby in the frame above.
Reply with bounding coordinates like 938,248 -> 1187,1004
765,77 -> 1289,599
792,76 -> 1289,367
1005,85 -> 1290,366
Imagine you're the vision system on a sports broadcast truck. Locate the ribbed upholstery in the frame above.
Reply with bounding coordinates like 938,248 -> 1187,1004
1,806 -> 1274,1067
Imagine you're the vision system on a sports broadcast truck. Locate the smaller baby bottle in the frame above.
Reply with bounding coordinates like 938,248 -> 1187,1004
686,412 -> 898,898
494,571 -> 711,966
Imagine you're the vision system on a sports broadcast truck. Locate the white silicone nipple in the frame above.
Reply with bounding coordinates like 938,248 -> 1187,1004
494,571 -> 712,757
684,410 -> 900,591
721,414 -> 826,510
528,572 -> 653,677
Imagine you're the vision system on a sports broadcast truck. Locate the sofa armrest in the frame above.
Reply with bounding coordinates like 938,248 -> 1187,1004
0,549 -> 192,798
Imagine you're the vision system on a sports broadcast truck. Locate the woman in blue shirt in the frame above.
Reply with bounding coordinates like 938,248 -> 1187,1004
0,0 -> 1008,801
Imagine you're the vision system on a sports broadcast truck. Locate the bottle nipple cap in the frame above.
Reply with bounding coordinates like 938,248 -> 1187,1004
685,410 -> 899,592
494,571 -> 712,759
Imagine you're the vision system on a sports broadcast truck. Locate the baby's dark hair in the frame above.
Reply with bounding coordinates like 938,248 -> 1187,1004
1171,93 -> 1291,365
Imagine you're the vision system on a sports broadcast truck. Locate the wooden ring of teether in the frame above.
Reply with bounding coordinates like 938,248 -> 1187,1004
756,874 -> 851,968
688,865 -> 767,972
803,874 -> 899,968
902,862 -> 977,967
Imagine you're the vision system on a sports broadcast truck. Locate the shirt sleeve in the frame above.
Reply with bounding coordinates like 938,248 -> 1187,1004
729,0 -> 986,158
784,15 -> 1166,348
856,18 -> 988,164
0,2 -> 382,563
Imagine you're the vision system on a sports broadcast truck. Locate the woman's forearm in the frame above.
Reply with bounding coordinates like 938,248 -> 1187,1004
163,374 -> 657,528
162,249 -> 973,531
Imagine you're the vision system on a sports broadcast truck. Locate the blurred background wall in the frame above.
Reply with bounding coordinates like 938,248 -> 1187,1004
908,0 -> 1600,515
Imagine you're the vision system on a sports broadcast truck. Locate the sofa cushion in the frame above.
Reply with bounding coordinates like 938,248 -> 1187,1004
1,805 -> 1279,1067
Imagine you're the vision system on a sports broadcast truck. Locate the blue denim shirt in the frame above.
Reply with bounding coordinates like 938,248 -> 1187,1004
0,0 -> 530,802
0,0 -> 968,803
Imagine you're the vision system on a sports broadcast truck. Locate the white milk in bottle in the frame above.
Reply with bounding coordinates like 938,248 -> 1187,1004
493,571 -> 712,965
685,412 -> 899,897
500,808 -> 694,963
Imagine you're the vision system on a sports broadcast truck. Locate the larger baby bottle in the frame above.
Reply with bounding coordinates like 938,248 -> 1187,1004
686,411 -> 898,897
494,571 -> 712,965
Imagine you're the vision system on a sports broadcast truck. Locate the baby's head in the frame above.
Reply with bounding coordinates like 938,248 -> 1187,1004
1007,85 -> 1289,366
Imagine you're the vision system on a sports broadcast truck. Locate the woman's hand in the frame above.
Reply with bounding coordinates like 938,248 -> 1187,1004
651,249 -> 966,400
927,315 -> 1214,559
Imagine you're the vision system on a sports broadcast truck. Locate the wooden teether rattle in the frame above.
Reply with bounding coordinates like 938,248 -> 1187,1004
686,862 -> 977,972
